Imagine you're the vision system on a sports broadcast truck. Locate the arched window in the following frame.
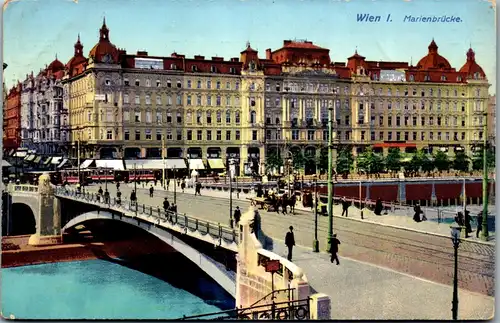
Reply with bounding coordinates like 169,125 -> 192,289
250,110 -> 256,124
226,110 -> 231,123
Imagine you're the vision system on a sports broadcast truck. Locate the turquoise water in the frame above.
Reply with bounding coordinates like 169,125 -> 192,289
2,259 -> 233,320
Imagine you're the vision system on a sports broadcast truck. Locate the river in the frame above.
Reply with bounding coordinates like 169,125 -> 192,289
2,255 -> 235,320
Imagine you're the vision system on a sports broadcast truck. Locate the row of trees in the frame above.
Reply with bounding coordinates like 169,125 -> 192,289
266,146 -> 495,176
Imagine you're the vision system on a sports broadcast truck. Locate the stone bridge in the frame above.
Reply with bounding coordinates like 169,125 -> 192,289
5,177 -> 331,319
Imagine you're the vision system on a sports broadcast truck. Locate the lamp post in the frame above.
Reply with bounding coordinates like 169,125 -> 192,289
481,111 -> 489,240
313,175 -> 319,252
77,138 -> 80,185
229,158 -> 235,228
162,135 -> 166,190
450,225 -> 462,320
173,165 -> 177,204
359,180 -> 364,219
134,163 -> 137,193
327,91 -> 336,251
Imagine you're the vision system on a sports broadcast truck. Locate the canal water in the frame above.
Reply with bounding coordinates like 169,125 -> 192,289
2,256 -> 234,319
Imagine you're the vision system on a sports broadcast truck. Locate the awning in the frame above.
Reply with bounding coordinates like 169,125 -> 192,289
51,157 -> 62,165
14,151 -> 27,158
165,159 -> 187,169
188,159 -> 205,170
372,143 -> 417,148
80,159 -> 94,169
2,160 -> 11,167
208,159 -> 225,169
57,158 -> 69,168
43,157 -> 52,165
24,154 -> 36,161
96,159 -> 125,170
124,159 -> 164,170
33,156 -> 42,164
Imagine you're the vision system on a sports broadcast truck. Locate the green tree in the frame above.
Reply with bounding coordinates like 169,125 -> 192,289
336,147 -> 354,176
384,148 -> 402,173
405,153 -> 421,175
265,153 -> 283,173
472,148 -> 495,171
419,151 -> 435,174
452,151 -> 470,172
316,148 -> 329,174
356,147 -> 384,176
291,150 -> 305,170
433,150 -> 450,173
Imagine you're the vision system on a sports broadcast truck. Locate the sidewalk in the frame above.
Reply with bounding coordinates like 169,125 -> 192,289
122,182 -> 496,245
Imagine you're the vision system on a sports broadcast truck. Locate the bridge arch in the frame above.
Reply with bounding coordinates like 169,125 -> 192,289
62,211 -> 236,297
10,203 -> 37,235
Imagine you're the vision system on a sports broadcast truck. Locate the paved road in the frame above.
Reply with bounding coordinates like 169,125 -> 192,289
82,184 -> 495,298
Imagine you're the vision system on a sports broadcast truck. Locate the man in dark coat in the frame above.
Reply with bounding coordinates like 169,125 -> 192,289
464,210 -> 472,236
341,198 -> 349,217
163,197 -> 170,212
149,185 -> 154,198
285,226 -> 295,261
374,198 -> 383,215
233,206 -> 241,225
476,212 -> 483,238
413,203 -> 422,222
329,234 -> 341,265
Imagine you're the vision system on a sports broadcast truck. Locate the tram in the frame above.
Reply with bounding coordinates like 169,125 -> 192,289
22,171 -> 62,185
61,169 -> 92,185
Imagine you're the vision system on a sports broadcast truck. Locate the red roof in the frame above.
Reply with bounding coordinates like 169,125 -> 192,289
416,39 -> 452,70
458,48 -> 486,80
282,40 -> 327,50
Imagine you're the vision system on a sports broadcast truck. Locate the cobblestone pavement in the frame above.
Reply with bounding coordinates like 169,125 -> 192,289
81,184 -> 495,298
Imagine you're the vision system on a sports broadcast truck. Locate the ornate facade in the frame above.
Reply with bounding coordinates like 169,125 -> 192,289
12,19 -> 492,174
4,83 -> 21,151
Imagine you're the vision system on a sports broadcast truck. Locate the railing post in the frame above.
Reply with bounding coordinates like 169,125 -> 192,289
150,206 -> 152,215
218,223 -> 222,245
157,207 -> 161,218
195,219 -> 198,230
185,215 -> 188,228
175,212 -> 178,224
143,204 -> 145,213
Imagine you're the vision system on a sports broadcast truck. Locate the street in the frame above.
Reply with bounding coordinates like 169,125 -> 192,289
83,183 -> 495,298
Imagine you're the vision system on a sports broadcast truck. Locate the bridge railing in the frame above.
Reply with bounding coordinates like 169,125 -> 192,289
10,184 -> 38,193
55,187 -> 239,245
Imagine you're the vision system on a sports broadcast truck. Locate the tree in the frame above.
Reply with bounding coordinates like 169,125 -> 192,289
356,147 -> 384,176
419,151 -> 435,174
452,151 -> 470,172
433,150 -> 450,173
336,147 -> 354,176
291,150 -> 305,170
384,148 -> 402,173
405,153 -> 421,175
316,148 -> 329,174
265,153 -> 283,173
472,148 -> 495,171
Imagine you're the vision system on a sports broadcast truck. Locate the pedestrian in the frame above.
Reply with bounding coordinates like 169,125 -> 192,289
374,198 -> 383,215
413,203 -> 422,222
233,206 -> 241,225
195,182 -> 202,196
285,226 -> 295,261
464,210 -> 472,236
329,234 -> 341,265
116,182 -> 120,191
166,178 -> 170,190
98,186 -> 103,196
149,185 -> 154,198
476,212 -> 483,238
104,189 -> 110,204
130,190 -> 137,206
341,197 -> 349,217
181,179 -> 186,193
116,189 -> 122,205
163,197 -> 170,211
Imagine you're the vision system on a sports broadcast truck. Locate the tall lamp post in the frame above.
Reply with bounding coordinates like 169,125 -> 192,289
327,90 -> 337,251
481,111 -> 489,240
162,135 -> 166,190
450,225 -> 462,320
77,137 -> 81,185
173,165 -> 177,204
229,158 -> 235,228
313,175 -> 319,252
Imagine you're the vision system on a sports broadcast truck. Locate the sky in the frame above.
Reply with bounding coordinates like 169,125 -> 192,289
2,0 -> 496,93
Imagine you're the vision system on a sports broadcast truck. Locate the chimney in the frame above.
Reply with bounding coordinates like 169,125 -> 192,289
137,50 -> 148,56
284,40 -> 292,46
230,57 -> 239,62
212,57 -> 224,62
194,55 -> 205,60
266,49 -> 272,60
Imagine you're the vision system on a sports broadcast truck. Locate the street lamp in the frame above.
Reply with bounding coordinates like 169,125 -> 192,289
77,137 -> 81,185
173,165 -> 177,204
450,225 -> 462,320
312,175 -> 319,252
481,111 -> 489,240
327,89 -> 337,252
162,135 -> 166,190
229,158 -> 236,228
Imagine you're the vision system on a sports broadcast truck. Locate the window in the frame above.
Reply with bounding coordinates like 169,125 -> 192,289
186,111 -> 192,124
404,116 -> 409,126
176,95 -> 182,105
167,80 -> 172,88
207,111 -> 212,124
124,79 -> 129,86
145,79 -> 151,87
226,130 -> 231,141
345,116 -> 349,125
235,130 -> 240,140
371,131 -> 375,141
216,96 -> 221,106
124,111 -> 130,121
166,112 -> 172,123
156,112 -> 162,123
461,132 -> 466,140
166,131 -> 172,140
124,94 -> 129,103
207,96 -> 212,106
156,130 -> 162,141
106,130 -> 112,139
226,82 -> 230,90
207,80 -> 212,89
308,130 -> 315,140
292,130 -> 299,140
388,116 -> 392,126
360,131 -> 365,140
216,130 -> 221,141
167,95 -> 172,105
156,95 -> 162,105
421,117 -> 425,126
156,80 -> 161,87
197,130 -> 202,140
177,112 -> 182,123
226,96 -> 231,106
197,111 -> 202,123
388,132 -> 392,141
379,116 -> 384,126
145,95 -> 151,105
420,132 -> 425,140
177,81 -> 181,88
187,80 -> 192,88
187,130 -> 192,140
197,95 -> 202,106
144,111 -> 151,123
176,129 -> 182,140
216,81 -> 221,89
266,83 -> 270,91
135,79 -> 140,86
135,112 -> 141,122
235,82 -> 240,90
197,80 -> 202,88
135,95 -> 140,104
404,132 -> 409,141
186,95 -> 192,106
396,116 -> 400,126
207,130 -> 212,141
413,116 -> 417,126
216,110 -> 222,123
124,130 -> 130,140
437,117 -> 442,126
226,110 -> 231,123
250,111 -> 256,124
250,130 -> 257,141
412,132 -> 417,140
211,66 -> 216,73
135,130 -> 141,140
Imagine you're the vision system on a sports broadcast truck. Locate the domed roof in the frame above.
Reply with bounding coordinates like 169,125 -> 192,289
459,47 -> 486,80
66,34 -> 87,69
416,39 -> 452,70
47,57 -> 64,72
88,18 -> 120,64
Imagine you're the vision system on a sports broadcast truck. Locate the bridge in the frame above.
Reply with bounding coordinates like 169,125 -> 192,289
4,173 -> 331,320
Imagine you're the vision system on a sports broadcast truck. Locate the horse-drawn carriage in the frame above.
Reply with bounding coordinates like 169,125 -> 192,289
248,197 -> 276,212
